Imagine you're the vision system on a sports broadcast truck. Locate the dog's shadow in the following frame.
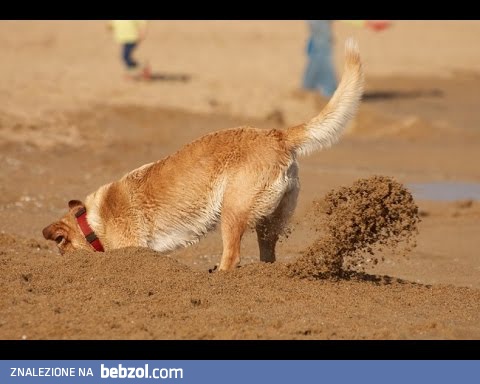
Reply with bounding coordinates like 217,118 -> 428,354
363,88 -> 444,102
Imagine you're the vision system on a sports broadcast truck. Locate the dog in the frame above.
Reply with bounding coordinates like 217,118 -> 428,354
42,38 -> 364,271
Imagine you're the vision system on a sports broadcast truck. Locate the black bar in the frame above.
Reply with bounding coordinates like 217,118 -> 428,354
1,340 -> 479,360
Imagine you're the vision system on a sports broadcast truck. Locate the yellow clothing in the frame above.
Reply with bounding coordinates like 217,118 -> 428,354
109,20 -> 147,43
339,20 -> 366,27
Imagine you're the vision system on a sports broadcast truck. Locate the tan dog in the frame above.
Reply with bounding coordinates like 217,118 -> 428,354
42,38 -> 364,271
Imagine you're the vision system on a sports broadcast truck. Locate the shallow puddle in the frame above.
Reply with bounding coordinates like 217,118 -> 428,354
408,181 -> 480,201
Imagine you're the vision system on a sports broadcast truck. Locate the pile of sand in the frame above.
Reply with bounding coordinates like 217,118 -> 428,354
289,176 -> 420,279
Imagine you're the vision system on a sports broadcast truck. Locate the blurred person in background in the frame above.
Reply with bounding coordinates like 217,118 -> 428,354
107,20 -> 151,80
303,20 -> 391,97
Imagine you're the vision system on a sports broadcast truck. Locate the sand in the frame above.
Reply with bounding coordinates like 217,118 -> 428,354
289,176 -> 420,278
1,21 -> 480,340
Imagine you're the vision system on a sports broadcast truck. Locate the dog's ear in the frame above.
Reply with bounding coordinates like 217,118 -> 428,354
42,222 -> 67,244
68,200 -> 84,210
68,200 -> 86,218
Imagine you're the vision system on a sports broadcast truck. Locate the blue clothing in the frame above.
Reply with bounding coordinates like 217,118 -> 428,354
122,42 -> 138,69
302,20 -> 337,97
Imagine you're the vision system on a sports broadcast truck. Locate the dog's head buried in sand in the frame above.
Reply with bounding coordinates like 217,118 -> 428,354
43,38 -> 364,271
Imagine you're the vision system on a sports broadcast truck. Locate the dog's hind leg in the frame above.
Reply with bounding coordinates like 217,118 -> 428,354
218,209 -> 249,271
255,184 -> 299,263
218,181 -> 256,271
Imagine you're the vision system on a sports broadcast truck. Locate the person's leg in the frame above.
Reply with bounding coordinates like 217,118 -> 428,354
302,37 -> 322,90
310,47 -> 337,97
122,42 -> 138,70
302,20 -> 337,97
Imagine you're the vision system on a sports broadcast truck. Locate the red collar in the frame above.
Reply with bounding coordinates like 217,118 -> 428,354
75,207 -> 105,252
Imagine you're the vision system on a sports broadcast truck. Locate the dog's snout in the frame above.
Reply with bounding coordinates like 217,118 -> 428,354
42,224 -> 54,240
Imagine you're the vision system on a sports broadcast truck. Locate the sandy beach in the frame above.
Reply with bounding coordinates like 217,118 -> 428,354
1,20 -> 479,340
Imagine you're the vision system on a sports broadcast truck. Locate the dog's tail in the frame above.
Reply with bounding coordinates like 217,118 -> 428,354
285,38 -> 364,156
